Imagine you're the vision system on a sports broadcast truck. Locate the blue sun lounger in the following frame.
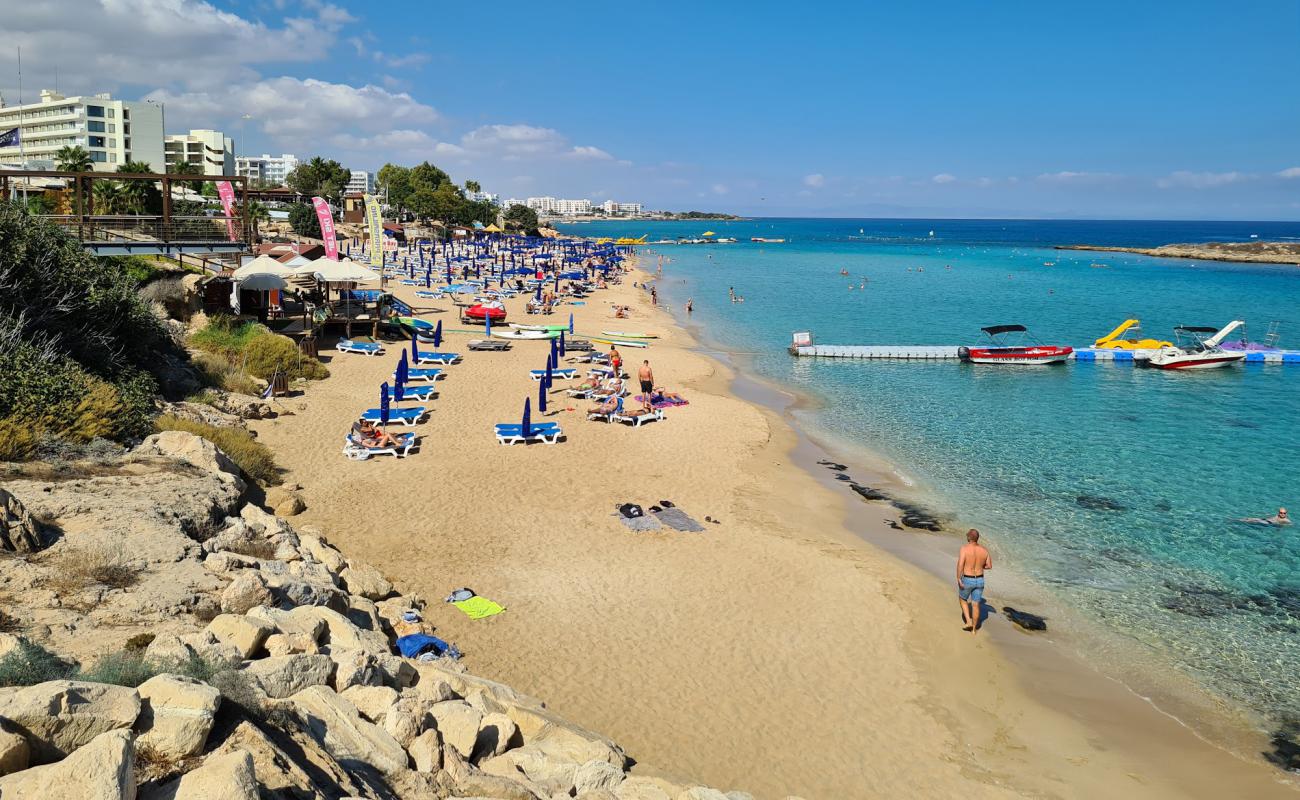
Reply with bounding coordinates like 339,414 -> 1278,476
337,339 -> 384,356
343,430 -> 416,460
494,422 -> 562,445
396,367 -> 444,382
529,368 -> 577,381
386,385 -> 436,402
414,290 -> 441,299
361,407 -> 427,427
413,350 -> 461,364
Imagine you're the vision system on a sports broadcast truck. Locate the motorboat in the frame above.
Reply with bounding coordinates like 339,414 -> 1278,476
464,300 -> 506,322
1093,319 -> 1172,350
959,324 -> 1073,365
751,237 -> 786,243
1145,321 -> 1248,370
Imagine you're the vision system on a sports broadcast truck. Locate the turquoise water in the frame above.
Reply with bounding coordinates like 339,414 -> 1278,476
561,218 -> 1300,731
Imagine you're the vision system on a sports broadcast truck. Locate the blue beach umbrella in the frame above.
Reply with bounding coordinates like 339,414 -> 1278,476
424,269 -> 431,288
544,359 -> 554,391
534,284 -> 542,301
397,350 -> 409,382
521,397 -> 532,437
433,319 -> 443,348
537,374 -> 548,413
484,312 -> 492,338
568,313 -> 574,334
379,382 -> 391,426
558,331 -> 566,358
410,331 -> 420,362
394,373 -> 406,403
548,338 -> 557,368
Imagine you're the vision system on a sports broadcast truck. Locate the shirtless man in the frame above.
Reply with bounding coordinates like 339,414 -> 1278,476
956,529 -> 992,634
1242,507 -> 1291,527
638,361 -> 655,410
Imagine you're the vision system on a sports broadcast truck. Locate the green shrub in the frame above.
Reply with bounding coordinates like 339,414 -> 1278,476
0,417 -> 39,461
243,333 -> 328,380
155,414 -> 282,485
76,649 -> 161,688
191,351 -> 263,396
0,640 -> 76,686
189,316 -> 268,359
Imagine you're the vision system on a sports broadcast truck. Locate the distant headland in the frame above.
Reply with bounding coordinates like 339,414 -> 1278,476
1056,241 -> 1300,265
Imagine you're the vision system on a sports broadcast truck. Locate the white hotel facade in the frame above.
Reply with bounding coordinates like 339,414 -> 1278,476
0,89 -> 164,171
235,153 -> 300,187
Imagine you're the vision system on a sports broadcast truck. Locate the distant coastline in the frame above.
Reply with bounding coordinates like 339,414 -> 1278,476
548,213 -> 744,223
1056,240 -> 1300,265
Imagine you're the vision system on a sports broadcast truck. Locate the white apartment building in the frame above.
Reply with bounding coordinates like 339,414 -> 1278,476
0,89 -> 164,171
235,153 -> 299,186
600,200 -> 643,216
164,129 -> 234,176
346,170 -> 374,194
467,190 -> 500,205
525,196 -> 592,216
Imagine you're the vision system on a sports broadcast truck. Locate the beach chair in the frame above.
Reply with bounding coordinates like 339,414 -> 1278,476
361,407 -> 427,427
414,290 -> 441,300
412,349 -> 462,364
386,385 -> 436,402
398,367 -> 444,382
530,368 -> 577,381
493,422 -> 562,445
614,406 -> 665,427
590,380 -> 626,401
468,339 -> 511,351
566,339 -> 594,352
337,339 -> 385,356
587,396 -> 622,422
343,430 -> 416,460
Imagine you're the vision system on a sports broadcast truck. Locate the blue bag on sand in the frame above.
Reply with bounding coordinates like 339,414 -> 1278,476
396,633 -> 460,660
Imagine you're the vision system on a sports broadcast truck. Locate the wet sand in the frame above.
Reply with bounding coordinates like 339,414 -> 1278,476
251,261 -> 1294,799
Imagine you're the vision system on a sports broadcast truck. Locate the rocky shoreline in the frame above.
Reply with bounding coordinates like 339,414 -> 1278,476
1055,241 -> 1300,265
0,430 -> 767,800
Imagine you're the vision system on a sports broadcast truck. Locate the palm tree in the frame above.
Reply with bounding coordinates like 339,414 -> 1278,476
92,181 -> 124,215
245,200 -> 271,241
169,160 -> 206,199
55,145 -> 94,215
117,160 -> 158,214
465,179 -> 482,194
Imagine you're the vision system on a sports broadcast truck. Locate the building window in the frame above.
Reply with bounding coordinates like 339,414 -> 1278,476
90,151 -> 107,162
109,153 -> 117,163
108,138 -> 116,148
88,121 -> 105,132
87,105 -> 104,118
89,136 -> 106,147
107,123 -> 115,133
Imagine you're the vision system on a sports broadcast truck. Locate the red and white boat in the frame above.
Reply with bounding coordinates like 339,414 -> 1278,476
960,324 -> 1073,365
464,300 -> 507,323
1145,321 -> 1247,370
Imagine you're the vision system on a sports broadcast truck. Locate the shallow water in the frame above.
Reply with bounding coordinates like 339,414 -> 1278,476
561,217 -> 1300,728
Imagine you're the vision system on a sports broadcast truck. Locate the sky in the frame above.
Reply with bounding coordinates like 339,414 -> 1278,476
2,0 -> 1298,219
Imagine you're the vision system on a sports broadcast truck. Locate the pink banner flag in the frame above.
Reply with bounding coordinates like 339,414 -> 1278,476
312,196 -> 338,260
216,181 -> 237,241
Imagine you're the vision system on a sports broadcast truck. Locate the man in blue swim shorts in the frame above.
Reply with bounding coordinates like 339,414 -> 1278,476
956,528 -> 992,634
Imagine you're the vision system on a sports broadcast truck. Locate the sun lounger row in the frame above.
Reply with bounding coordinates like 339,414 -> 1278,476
529,368 -> 577,381
494,422 -> 562,445
587,397 -> 665,427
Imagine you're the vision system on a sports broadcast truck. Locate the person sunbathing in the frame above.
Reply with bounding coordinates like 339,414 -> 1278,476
588,397 -> 619,416
571,375 -> 602,392
651,387 -> 685,404
356,420 -> 400,448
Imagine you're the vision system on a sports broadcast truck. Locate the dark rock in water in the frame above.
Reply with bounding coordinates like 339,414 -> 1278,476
1099,547 -> 1144,568
886,519 -> 903,530
849,483 -> 889,502
1076,494 -> 1127,512
832,473 -> 853,482
1153,499 -> 1173,512
897,504 -> 943,531
1226,418 -> 1260,429
1116,413 -> 1140,423
1160,586 -> 1235,618
1002,606 -> 1047,632
818,461 -> 848,471
1264,718 -> 1300,772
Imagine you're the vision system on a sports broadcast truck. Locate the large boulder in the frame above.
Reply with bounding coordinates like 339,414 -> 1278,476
298,531 -> 347,574
289,685 -> 409,776
208,720 -> 371,799
382,694 -> 435,748
475,711 -> 519,760
408,728 -> 441,773
330,648 -> 384,692
574,760 -> 626,795
1,487 -> 48,553
292,606 -> 390,654
0,723 -> 30,777
135,431 -> 245,493
263,486 -> 305,517
430,700 -> 483,760
339,559 -> 393,600
159,401 -> 245,430
0,680 -> 141,763
134,674 -> 221,759
245,605 -> 326,642
339,685 -> 398,723
205,614 -> 273,659
209,391 -> 273,420
142,749 -> 257,800
219,571 -> 273,615
242,654 -> 334,699
0,728 -> 134,799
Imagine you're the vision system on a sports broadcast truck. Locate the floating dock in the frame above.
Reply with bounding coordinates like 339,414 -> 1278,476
789,344 -> 1300,364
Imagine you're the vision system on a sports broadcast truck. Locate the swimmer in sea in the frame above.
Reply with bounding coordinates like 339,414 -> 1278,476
1241,508 -> 1291,527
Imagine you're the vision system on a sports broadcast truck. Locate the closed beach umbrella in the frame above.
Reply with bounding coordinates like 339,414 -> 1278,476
521,397 -> 532,437
424,269 -> 431,288
558,331 -> 566,357
544,359 -> 554,390
433,319 -> 443,348
380,383 -> 391,426
394,373 -> 406,403
410,330 -> 420,362
534,284 -> 542,301
397,352 -> 409,385
537,374 -> 548,413
568,313 -> 574,334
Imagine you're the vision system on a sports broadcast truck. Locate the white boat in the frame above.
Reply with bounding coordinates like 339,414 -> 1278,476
1145,321 -> 1248,370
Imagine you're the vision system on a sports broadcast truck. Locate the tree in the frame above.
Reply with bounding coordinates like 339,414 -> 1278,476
409,161 -> 450,193
377,163 -> 412,211
286,156 -> 350,203
406,188 -> 438,222
92,181 -> 125,215
464,179 -> 481,194
245,200 -> 271,241
504,203 -> 538,232
169,160 -> 205,194
116,160 -> 161,214
56,146 -> 94,216
288,203 -> 322,238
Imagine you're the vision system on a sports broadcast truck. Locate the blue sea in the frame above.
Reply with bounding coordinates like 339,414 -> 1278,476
559,217 -> 1300,734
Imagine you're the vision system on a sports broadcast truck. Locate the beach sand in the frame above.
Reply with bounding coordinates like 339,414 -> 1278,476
251,263 -> 1294,799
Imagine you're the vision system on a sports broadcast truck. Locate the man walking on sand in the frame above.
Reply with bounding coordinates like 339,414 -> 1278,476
956,529 -> 992,634
638,360 -> 655,410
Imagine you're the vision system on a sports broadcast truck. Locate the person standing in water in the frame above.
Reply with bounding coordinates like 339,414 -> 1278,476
686,298 -> 694,314
956,529 -> 992,634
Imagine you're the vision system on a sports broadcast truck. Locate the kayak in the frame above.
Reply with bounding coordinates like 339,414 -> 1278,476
589,337 -> 649,349
600,330 -> 658,339
510,324 -> 569,332
493,329 -> 560,340
396,316 -> 434,330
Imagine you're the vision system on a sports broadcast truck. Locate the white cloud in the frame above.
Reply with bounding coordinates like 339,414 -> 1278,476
458,125 -> 622,164
568,146 -> 614,161
803,173 -> 825,188
1278,167 -> 1300,179
711,184 -> 729,195
931,173 -> 956,184
1036,170 -> 1121,184
1156,170 -> 1251,189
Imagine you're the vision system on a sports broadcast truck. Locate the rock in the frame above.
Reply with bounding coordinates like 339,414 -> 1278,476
210,391 -> 273,420
0,728 -> 133,799
346,596 -> 384,633
573,759 -> 624,794
331,648 -> 384,692
245,605 -> 326,642
0,633 -> 21,662
160,400 -> 245,430
299,532 -> 348,574
287,558 -> 336,586
443,744 -> 547,800
209,719 -> 370,798
479,743 -> 577,795
292,606 -> 391,654
502,701 -> 624,768
339,685 -> 399,722
725,792 -> 756,800
204,551 -> 261,575
220,571 -> 273,615
413,662 -> 537,710
475,712 -> 519,759
1076,494 -> 1127,512
264,486 -> 305,517
205,614 -> 273,658
615,777 -> 677,800
848,483 -> 889,502
135,431 -> 246,492
135,674 -> 222,759
242,653 -> 334,699
1002,606 -> 1048,632
144,632 -> 197,667
383,694 -> 435,748
0,723 -> 30,777
145,749 -> 258,800
1,487 -> 49,553
178,631 -> 243,667
268,577 -> 349,612
263,632 -> 319,657
678,789 -> 730,800
374,595 -> 425,631
289,684 -> 409,776
340,559 -> 394,600
408,728 -> 441,773
413,677 -> 457,704
0,680 -> 141,763
430,700 -> 484,759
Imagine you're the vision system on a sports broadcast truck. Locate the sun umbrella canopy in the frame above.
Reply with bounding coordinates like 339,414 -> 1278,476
433,319 -> 443,348
235,272 -> 288,291
233,254 -> 293,279
301,257 -> 381,283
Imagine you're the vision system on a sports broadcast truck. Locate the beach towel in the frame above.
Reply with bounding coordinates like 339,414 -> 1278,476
618,513 -> 662,532
452,596 -> 506,619
653,507 -> 706,532
396,633 -> 460,660
634,394 -> 689,409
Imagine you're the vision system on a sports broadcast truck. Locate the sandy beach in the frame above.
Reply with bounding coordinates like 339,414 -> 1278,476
250,259 -> 1295,799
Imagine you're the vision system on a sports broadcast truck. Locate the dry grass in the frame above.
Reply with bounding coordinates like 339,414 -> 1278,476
220,538 -> 278,560
0,609 -> 20,633
134,742 -> 194,785
39,543 -> 143,600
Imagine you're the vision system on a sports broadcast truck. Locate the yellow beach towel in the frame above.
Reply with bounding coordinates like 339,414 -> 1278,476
452,596 -> 506,619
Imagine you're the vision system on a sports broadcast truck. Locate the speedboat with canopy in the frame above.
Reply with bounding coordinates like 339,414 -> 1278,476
959,325 -> 1072,365
1145,321 -> 1247,370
